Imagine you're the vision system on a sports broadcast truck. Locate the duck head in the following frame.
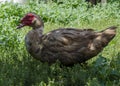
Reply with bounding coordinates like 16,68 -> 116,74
17,13 -> 44,29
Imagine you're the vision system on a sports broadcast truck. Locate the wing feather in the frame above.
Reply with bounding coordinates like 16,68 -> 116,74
42,28 -> 96,52
40,28 -> 97,65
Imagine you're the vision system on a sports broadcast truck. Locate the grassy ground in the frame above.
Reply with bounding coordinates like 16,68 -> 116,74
0,0 -> 120,86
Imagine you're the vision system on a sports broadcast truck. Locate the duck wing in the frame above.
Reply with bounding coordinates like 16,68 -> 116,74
42,28 -> 96,50
40,28 -> 97,65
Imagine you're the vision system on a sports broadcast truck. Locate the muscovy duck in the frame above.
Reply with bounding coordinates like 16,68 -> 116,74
17,13 -> 117,66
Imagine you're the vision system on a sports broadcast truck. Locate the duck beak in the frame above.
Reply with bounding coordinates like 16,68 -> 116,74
16,23 -> 25,29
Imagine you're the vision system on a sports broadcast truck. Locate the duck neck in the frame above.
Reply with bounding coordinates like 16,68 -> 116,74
33,26 -> 44,37
25,26 -> 44,60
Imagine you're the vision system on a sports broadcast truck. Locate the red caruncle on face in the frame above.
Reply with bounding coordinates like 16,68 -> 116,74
21,13 -> 35,26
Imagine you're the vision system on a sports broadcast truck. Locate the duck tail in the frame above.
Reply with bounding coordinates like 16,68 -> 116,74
97,26 -> 117,46
101,26 -> 117,35
92,26 -> 117,50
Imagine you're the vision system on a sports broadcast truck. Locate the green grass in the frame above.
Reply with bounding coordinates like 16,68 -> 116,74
0,0 -> 120,86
